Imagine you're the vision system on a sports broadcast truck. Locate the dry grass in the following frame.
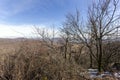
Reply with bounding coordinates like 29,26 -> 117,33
0,39 -> 88,80
0,38 -> 118,80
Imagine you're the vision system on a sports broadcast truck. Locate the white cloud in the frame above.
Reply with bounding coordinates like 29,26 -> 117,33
0,24 -> 59,38
0,24 -> 43,38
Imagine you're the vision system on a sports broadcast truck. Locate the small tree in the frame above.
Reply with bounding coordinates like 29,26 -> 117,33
34,26 -> 58,54
60,25 -> 72,60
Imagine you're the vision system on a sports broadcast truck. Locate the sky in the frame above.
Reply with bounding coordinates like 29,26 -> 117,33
0,0 -> 92,38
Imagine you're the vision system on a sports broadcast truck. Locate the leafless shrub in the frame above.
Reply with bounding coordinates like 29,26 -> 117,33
0,40 -> 89,80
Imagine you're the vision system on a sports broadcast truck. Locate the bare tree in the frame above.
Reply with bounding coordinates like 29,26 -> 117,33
34,26 -> 58,54
62,0 -> 120,72
88,0 -> 120,72
60,25 -> 72,60
62,10 -> 96,68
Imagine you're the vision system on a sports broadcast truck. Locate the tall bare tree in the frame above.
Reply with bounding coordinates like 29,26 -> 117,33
62,0 -> 120,72
88,0 -> 120,72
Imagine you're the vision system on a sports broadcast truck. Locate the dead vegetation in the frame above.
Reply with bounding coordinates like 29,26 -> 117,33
0,0 -> 120,80
0,37 -> 119,80
0,39 -> 90,80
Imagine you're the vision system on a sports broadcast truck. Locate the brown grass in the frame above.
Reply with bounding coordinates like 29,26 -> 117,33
0,39 -> 88,80
0,38 -> 118,80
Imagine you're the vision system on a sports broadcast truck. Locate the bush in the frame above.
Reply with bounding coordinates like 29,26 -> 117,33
0,40 -> 88,80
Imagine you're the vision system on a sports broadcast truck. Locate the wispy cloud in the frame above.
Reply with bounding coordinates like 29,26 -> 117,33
0,0 -> 34,19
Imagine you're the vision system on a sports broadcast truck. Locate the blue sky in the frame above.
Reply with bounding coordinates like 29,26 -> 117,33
0,0 -> 92,25
0,0 -> 92,38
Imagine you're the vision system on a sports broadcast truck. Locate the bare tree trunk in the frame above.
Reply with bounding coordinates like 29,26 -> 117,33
98,38 -> 102,72
69,44 -> 72,61
90,54 -> 93,68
